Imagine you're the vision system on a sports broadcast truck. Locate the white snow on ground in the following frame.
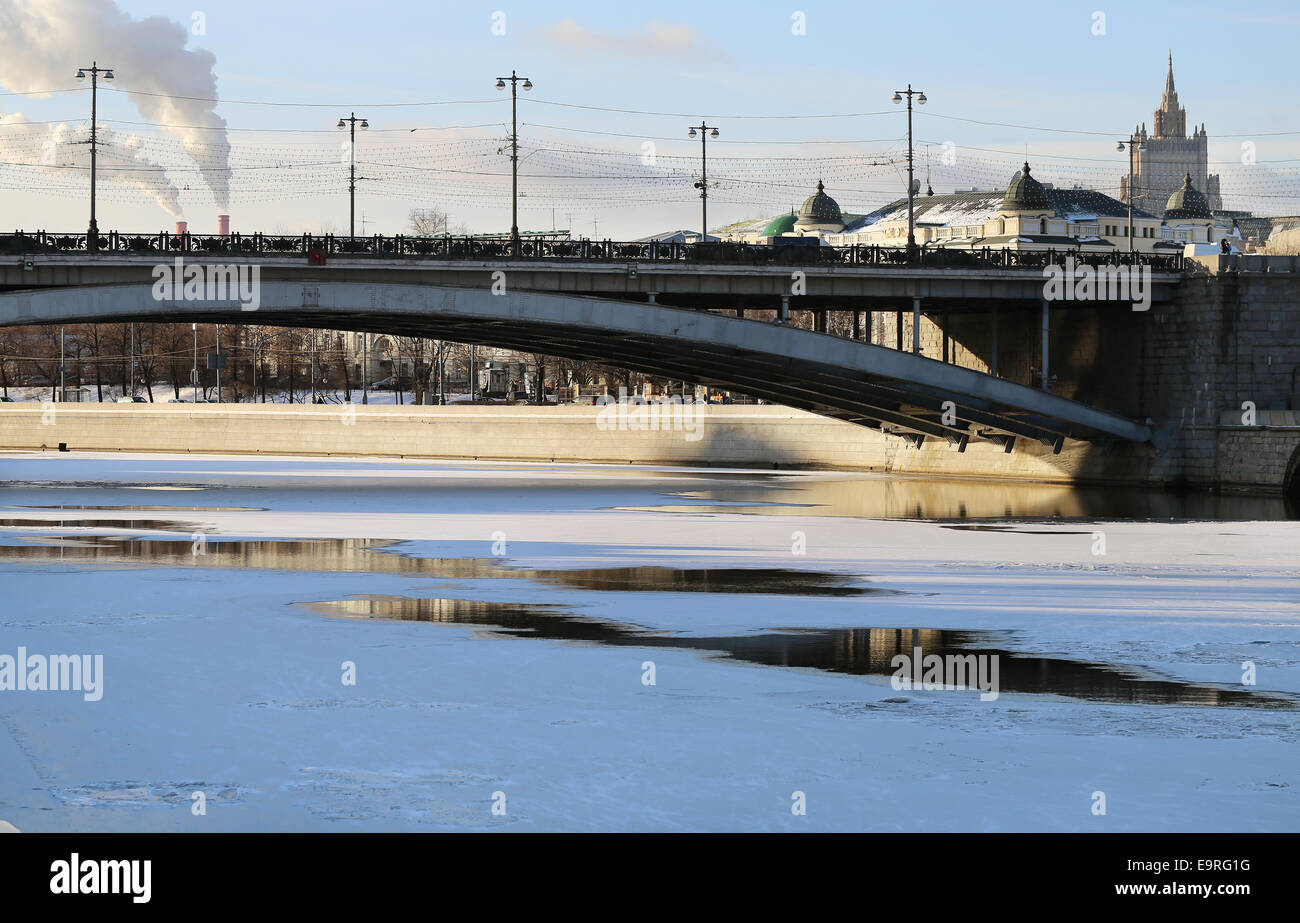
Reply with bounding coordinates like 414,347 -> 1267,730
0,451 -> 1297,832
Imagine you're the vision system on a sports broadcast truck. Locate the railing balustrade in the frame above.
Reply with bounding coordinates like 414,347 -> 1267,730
0,231 -> 1186,273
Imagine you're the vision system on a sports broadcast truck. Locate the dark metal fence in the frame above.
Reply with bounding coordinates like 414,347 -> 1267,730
0,231 -> 1186,273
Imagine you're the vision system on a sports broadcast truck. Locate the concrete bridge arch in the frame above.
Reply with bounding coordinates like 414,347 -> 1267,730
0,280 -> 1154,448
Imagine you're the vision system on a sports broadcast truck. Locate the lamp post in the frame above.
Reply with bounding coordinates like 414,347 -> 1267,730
687,122 -> 719,243
336,113 -> 370,237
215,323 -> 222,403
495,70 -> 532,254
436,340 -> 446,405
1116,137 -> 1146,253
76,62 -> 114,252
891,85 -> 926,260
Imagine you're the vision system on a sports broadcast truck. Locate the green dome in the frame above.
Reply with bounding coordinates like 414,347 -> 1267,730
1001,161 -> 1050,211
796,181 -> 842,225
1164,172 -> 1211,220
763,212 -> 798,236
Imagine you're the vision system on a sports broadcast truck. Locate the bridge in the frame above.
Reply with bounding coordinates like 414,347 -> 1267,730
0,232 -> 1188,450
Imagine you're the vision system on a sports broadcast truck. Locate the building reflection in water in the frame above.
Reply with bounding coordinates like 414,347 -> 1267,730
308,596 -> 1294,710
625,474 -> 1296,521
0,537 -> 891,594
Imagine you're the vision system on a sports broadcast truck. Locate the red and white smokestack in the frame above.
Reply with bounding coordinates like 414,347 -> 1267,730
217,215 -> 230,237
175,220 -> 188,236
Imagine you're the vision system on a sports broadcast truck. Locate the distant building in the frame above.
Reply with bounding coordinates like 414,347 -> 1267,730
1120,53 -> 1222,217
732,166 -> 1232,253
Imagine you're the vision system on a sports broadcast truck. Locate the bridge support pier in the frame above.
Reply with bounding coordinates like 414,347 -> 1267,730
991,306 -> 999,377
853,309 -> 861,342
779,295 -> 790,325
896,311 -> 903,351
1041,300 -> 1050,390
912,298 -> 921,354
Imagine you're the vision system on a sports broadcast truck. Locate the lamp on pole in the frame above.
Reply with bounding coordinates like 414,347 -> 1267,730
891,84 -> 926,260
495,70 -> 532,254
76,62 -> 114,252
687,122 -> 719,243
215,323 -> 222,403
362,332 -> 369,405
436,340 -> 446,405
336,113 -> 369,238
1116,137 -> 1146,253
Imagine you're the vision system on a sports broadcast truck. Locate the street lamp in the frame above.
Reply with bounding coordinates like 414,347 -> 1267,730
687,123 -> 720,244
891,84 -> 926,260
495,70 -> 532,254
337,113 -> 370,237
1116,138 -> 1146,253
76,62 -> 114,252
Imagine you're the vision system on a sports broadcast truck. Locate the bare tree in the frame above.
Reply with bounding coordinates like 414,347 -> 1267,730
409,207 -> 449,236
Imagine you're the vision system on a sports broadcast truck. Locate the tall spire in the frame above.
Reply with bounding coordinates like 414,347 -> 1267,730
1154,51 -> 1185,139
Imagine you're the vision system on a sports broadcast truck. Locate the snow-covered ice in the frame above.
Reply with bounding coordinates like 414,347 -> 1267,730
0,451 -> 1296,831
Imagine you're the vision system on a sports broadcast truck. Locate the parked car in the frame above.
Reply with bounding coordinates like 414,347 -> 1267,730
116,395 -> 148,403
0,396 -> 13,402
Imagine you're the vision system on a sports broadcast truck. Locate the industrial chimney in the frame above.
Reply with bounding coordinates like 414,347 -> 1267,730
175,220 -> 188,235
217,214 -> 230,237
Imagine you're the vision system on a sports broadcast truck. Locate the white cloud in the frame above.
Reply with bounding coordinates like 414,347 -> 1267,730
537,18 -> 729,63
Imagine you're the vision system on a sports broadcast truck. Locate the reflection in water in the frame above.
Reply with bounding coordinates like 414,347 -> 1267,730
8,505 -> 265,512
306,597 -> 1294,709
627,474 -> 1297,521
0,536 -> 884,595
527,566 -> 891,596
0,518 -> 202,532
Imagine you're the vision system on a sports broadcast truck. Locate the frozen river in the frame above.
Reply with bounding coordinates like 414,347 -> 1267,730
0,451 -> 1297,831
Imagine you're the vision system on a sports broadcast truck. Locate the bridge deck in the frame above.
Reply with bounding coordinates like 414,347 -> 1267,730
0,280 -> 1156,449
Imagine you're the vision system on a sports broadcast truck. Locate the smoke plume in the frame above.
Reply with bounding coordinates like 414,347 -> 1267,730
0,0 -> 231,210
0,111 -> 185,218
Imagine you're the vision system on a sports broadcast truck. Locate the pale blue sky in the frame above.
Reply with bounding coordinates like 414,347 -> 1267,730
2,0 -> 1296,237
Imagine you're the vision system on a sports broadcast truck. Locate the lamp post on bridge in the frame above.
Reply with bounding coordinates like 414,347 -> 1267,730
687,122 -> 719,244
1116,137 -> 1146,254
76,62 -> 114,253
495,70 -> 532,255
336,113 -> 370,238
891,84 -> 926,261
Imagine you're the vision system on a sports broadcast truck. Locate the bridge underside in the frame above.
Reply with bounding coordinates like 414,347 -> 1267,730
0,281 -> 1155,450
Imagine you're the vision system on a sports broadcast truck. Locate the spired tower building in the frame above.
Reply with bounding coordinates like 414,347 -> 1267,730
1120,53 -> 1222,218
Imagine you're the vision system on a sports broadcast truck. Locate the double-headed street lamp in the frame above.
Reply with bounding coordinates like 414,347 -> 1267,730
337,113 -> 370,237
1116,137 -> 1146,253
76,62 -> 114,252
687,123 -> 720,244
891,84 -> 926,259
496,71 -> 532,253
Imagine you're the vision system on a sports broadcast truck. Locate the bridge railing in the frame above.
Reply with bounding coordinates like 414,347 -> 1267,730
0,231 -> 1186,273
